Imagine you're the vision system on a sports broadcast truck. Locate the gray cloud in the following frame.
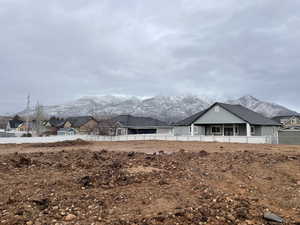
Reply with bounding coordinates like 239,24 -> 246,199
0,0 -> 300,113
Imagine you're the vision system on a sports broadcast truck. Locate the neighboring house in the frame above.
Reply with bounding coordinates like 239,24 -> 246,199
272,115 -> 300,145
57,128 -> 77,136
0,116 -> 11,130
6,115 -> 24,131
96,118 -> 119,136
272,115 -> 300,128
174,102 -> 280,137
43,117 -> 66,135
112,114 -> 173,135
64,116 -> 98,134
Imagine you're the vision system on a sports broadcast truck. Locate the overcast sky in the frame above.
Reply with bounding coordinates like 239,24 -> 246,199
0,0 -> 300,113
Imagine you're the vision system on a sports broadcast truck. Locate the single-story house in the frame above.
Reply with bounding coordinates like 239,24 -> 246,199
174,102 -> 281,137
112,115 -> 173,135
64,116 -> 98,134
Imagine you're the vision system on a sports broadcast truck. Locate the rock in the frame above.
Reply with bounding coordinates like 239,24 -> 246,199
32,199 -> 49,210
64,214 -> 76,221
198,150 -> 209,157
127,152 -> 135,157
26,221 -> 33,225
236,207 -> 249,219
174,209 -> 185,217
245,220 -> 255,225
263,212 -> 284,223
158,179 -> 169,185
227,214 -> 235,221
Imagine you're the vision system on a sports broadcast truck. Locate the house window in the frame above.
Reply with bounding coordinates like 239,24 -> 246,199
211,126 -> 221,135
251,126 -> 255,135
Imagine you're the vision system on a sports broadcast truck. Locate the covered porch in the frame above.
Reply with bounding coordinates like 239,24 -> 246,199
191,123 -> 255,137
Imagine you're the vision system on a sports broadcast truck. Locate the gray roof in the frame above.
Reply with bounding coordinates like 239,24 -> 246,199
175,102 -> 280,126
113,115 -> 169,128
175,110 -> 207,126
218,103 -> 280,125
66,116 -> 97,128
48,117 -> 66,128
8,117 -> 23,129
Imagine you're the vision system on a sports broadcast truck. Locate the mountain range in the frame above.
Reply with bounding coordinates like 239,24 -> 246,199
18,95 -> 298,123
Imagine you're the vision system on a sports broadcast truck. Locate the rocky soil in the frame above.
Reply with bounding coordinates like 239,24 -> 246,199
0,142 -> 299,224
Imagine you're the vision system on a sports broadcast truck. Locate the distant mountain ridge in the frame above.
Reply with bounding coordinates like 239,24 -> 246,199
17,95 -> 298,123
227,95 -> 298,118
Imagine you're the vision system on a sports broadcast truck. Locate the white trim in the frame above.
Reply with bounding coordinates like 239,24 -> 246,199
222,124 -> 225,136
191,124 -> 195,136
246,123 -> 251,137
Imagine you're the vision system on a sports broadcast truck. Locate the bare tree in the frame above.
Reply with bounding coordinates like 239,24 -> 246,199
26,94 -> 31,135
35,102 -> 45,136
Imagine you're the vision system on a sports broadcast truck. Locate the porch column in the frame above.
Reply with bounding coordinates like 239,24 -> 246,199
233,124 -> 236,136
222,124 -> 224,136
191,124 -> 194,136
246,123 -> 251,137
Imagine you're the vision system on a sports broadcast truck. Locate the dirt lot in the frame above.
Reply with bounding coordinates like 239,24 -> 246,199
0,140 -> 299,224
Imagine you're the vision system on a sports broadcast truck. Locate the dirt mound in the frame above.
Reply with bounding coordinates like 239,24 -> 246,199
0,149 -> 299,224
26,139 -> 89,148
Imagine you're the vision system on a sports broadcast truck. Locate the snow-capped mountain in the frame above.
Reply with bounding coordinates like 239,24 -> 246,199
227,95 -> 298,118
18,95 -> 298,122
